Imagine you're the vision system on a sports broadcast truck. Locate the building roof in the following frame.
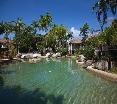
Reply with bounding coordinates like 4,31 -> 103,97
69,38 -> 82,44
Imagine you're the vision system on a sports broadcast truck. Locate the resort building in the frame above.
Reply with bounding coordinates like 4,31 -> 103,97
67,38 -> 82,54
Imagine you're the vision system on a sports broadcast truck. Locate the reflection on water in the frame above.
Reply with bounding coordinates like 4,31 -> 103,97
0,85 -> 64,104
0,58 -> 117,104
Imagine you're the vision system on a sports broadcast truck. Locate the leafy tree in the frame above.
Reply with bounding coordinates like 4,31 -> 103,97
80,23 -> 89,43
45,32 -> 56,52
0,22 -> 5,35
93,19 -> 117,70
11,18 -> 27,53
79,45 -> 95,60
0,21 -> 15,39
111,19 -> 117,43
99,19 -> 117,45
52,25 -> 67,47
38,12 -> 53,31
35,35 -> 46,54
112,19 -> 117,28
66,32 -> 73,40
45,25 -> 67,52
36,42 -> 45,54
99,27 -> 112,70
78,35 -> 100,60
59,47 -> 68,56
14,24 -> 36,53
0,13 -> 68,55
93,0 -> 117,31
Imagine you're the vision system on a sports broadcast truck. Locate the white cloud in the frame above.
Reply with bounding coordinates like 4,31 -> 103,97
70,27 -> 80,38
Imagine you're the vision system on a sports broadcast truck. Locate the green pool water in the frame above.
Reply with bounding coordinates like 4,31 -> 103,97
0,58 -> 117,104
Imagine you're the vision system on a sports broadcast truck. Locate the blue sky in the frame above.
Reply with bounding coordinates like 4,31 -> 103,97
0,0 -> 116,38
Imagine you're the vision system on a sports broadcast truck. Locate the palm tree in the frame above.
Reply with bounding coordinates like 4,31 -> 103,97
80,23 -> 89,43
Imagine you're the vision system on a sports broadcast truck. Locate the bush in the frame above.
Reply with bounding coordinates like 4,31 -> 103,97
79,46 -> 95,60
59,48 -> 68,56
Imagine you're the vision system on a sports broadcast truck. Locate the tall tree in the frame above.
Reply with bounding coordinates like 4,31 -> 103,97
11,18 -> 26,53
80,23 -> 89,43
93,0 -> 117,31
66,32 -> 73,40
14,25 -> 35,53
0,21 -> 15,39
45,25 -> 67,52
97,19 -> 117,70
38,12 -> 53,32
0,22 -> 5,35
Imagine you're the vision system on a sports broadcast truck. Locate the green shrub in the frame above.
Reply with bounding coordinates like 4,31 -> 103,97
59,48 -> 68,56
79,46 -> 95,60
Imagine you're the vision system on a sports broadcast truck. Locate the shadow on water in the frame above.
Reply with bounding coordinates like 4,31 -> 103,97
0,76 -> 64,104
0,69 -> 15,74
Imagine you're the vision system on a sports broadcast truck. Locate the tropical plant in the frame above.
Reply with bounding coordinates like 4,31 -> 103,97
0,21 -> 15,39
36,43 -> 45,54
111,19 -> 117,44
45,32 -> 56,52
93,0 -> 117,31
99,19 -> 117,45
0,22 -> 5,35
92,19 -> 117,70
80,23 -> 89,43
66,32 -> 73,40
14,26 -> 35,53
59,47 -> 68,56
45,25 -> 67,52
38,12 -> 53,31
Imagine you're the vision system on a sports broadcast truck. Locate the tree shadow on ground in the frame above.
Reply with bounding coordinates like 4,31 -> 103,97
0,76 -> 64,104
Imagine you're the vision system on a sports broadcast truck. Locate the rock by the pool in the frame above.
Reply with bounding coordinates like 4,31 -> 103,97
21,54 -> 33,59
16,53 -> 22,58
45,53 -> 51,58
33,53 -> 41,58
52,52 -> 61,58
77,55 -> 85,62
